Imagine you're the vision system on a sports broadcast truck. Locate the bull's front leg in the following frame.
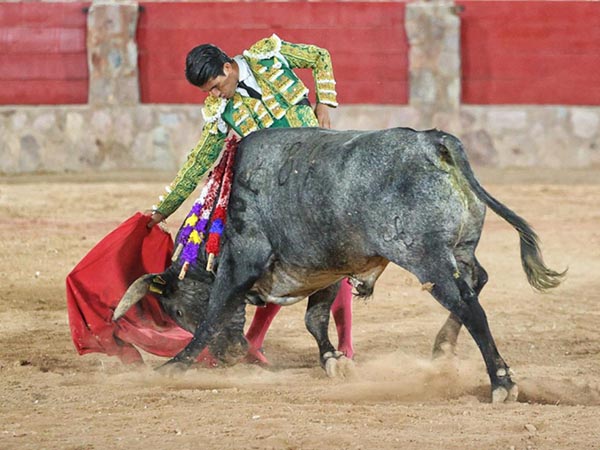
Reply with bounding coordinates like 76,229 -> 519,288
305,282 -> 355,378
162,242 -> 271,370
209,301 -> 249,365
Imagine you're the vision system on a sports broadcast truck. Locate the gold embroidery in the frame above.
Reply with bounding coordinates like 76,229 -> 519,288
285,105 -> 318,128
155,128 -> 226,217
279,39 -> 338,107
156,35 -> 337,219
243,34 -> 282,60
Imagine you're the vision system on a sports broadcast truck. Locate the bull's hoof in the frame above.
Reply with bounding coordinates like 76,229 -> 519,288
243,346 -> 270,365
323,351 -> 355,379
492,383 -> 519,403
156,357 -> 192,375
432,341 -> 457,360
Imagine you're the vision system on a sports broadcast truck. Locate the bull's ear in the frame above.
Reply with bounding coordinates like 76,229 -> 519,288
113,274 -> 154,321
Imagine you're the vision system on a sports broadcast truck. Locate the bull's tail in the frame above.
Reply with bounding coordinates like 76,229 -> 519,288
433,130 -> 566,291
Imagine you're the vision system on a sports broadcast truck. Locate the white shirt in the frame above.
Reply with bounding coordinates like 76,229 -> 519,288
234,55 -> 262,97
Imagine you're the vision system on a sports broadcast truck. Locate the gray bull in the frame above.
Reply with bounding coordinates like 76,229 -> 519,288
114,127 -> 564,402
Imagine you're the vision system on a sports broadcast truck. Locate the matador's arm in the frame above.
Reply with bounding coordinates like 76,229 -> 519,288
279,39 -> 338,107
153,98 -> 228,218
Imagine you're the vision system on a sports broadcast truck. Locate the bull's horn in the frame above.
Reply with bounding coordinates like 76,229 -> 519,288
112,274 -> 154,321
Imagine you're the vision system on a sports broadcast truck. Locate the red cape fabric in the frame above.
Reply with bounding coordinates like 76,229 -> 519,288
66,213 -> 197,364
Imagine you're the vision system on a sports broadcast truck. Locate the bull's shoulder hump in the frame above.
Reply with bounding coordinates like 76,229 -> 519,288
240,127 -> 354,146
336,127 -> 421,150
239,127 -> 421,151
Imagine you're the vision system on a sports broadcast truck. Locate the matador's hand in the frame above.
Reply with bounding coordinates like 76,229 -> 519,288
315,103 -> 332,129
145,211 -> 165,229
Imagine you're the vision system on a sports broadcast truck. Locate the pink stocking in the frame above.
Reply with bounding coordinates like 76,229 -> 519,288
244,279 -> 354,363
243,303 -> 282,364
332,278 -> 354,359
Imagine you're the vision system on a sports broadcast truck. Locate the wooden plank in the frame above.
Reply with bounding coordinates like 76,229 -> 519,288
137,2 -> 408,104
0,80 -> 88,105
463,53 -> 600,80
0,2 -> 89,28
463,78 -> 600,105
138,2 -> 405,29
339,80 -> 408,104
140,79 -> 202,104
140,27 -> 407,53
459,1 -> 599,21
0,27 -> 86,54
459,0 -> 600,104
0,2 -> 89,104
0,54 -> 88,80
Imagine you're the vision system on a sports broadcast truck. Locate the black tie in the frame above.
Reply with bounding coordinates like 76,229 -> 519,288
238,80 -> 262,100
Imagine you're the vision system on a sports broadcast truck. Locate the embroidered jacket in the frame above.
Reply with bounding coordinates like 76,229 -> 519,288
154,34 -> 338,218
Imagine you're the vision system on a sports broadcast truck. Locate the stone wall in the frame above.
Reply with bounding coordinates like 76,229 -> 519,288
1,0 -> 599,174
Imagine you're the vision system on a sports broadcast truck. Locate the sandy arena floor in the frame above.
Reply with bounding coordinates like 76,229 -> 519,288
1,168 -> 599,450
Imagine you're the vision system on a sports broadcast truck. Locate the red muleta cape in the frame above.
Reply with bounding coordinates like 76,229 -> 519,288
66,212 -> 215,364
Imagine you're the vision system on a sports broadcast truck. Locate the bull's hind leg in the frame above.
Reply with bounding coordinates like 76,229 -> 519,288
408,254 -> 517,403
433,257 -> 488,358
305,282 -> 353,378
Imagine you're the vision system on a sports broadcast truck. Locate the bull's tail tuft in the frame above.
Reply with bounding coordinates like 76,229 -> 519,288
432,130 -> 567,292
520,231 -> 566,291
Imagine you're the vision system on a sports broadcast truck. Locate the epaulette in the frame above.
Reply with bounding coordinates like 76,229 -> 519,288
201,96 -> 228,134
243,33 -> 282,60
202,96 -> 227,123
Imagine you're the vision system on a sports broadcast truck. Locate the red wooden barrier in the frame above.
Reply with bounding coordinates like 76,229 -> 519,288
3,1 -> 598,106
137,1 -> 409,105
459,1 -> 600,105
0,2 -> 90,105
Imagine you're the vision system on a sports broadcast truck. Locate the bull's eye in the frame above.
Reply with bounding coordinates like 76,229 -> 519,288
176,310 -> 183,317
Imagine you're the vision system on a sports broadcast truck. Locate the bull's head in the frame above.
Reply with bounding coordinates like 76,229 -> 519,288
113,263 -> 248,364
113,266 -> 213,334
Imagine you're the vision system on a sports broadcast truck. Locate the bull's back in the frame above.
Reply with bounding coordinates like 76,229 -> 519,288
230,127 -> 484,262
234,127 -> 435,199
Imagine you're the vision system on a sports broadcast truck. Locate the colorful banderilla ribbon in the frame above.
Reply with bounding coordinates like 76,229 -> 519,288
175,136 -> 239,279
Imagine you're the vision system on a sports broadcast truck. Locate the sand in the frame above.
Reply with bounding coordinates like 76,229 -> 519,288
1,168 -> 599,450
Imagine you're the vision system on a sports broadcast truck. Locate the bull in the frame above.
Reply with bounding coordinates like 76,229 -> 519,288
114,127 -> 565,402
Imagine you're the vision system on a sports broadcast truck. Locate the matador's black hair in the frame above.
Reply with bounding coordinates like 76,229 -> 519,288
185,44 -> 234,87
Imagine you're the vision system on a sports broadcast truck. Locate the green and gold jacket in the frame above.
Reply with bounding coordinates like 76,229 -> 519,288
154,34 -> 338,217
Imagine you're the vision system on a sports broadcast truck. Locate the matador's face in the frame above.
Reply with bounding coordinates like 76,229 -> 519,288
200,62 -> 238,100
